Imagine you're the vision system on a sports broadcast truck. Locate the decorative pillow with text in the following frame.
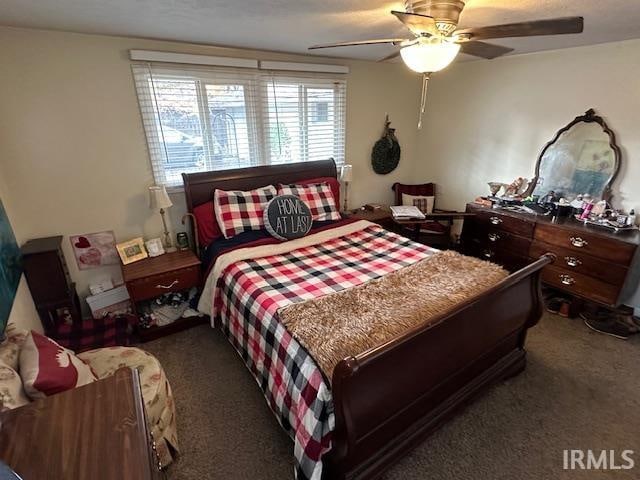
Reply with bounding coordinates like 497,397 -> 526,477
264,195 -> 313,241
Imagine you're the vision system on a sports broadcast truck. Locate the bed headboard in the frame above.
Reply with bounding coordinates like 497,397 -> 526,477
181,159 -> 338,245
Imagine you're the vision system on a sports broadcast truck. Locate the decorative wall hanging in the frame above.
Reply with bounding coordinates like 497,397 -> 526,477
371,115 -> 401,175
70,231 -> 119,270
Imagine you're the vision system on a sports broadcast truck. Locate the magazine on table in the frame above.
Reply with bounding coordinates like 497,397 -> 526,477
390,205 -> 425,220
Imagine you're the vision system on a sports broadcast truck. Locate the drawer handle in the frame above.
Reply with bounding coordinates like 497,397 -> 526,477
559,274 -> 576,286
564,256 -> 582,268
489,216 -> 503,225
155,280 -> 179,289
482,249 -> 495,259
569,236 -> 588,248
488,233 -> 500,242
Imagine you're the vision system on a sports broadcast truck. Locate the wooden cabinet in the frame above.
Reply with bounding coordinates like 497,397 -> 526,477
21,236 -> 81,332
0,368 -> 162,480
462,203 -> 640,307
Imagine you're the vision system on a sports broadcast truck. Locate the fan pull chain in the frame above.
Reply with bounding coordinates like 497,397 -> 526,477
417,73 -> 430,130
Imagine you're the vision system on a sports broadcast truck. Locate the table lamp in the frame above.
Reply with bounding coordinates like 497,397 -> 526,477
340,164 -> 353,212
149,185 -> 176,252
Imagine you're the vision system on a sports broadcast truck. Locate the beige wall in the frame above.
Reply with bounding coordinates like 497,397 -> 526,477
0,26 -> 422,301
415,39 -> 640,213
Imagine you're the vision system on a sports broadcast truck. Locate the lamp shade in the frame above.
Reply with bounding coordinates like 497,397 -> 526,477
149,185 -> 173,210
340,164 -> 353,183
400,40 -> 461,74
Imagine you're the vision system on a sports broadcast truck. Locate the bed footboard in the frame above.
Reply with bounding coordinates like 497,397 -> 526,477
325,254 -> 553,480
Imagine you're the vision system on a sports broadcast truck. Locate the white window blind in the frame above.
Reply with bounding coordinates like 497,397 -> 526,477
132,63 -> 346,188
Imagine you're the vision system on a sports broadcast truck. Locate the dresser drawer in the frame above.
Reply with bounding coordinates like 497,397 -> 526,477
475,229 -> 531,254
541,265 -> 620,305
127,266 -> 200,302
535,223 -> 635,265
530,241 -> 627,286
466,238 -> 531,272
473,210 -> 535,238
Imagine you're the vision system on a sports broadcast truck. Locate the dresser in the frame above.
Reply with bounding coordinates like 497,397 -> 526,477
21,236 -> 81,332
0,368 -> 163,479
462,203 -> 640,307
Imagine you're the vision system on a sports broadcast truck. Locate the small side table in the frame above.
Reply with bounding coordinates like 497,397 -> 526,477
345,206 -> 396,230
393,212 -> 476,246
122,250 -> 205,341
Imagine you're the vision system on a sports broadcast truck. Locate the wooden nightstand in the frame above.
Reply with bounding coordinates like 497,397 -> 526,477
122,250 -> 206,341
346,206 -> 396,230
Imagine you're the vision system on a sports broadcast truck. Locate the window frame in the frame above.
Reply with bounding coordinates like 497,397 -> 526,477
132,63 -> 347,190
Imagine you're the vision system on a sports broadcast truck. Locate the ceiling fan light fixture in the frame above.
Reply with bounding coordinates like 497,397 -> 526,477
400,39 -> 461,73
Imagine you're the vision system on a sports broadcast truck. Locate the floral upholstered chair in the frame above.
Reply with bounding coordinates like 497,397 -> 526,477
0,321 -> 178,467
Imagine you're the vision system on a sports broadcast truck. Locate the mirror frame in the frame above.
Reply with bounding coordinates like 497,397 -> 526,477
524,109 -> 622,202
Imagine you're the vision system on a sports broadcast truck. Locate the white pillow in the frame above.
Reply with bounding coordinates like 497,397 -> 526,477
401,193 -> 434,214
19,331 -> 97,400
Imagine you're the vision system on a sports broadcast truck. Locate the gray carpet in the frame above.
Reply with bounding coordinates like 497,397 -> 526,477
144,313 -> 640,479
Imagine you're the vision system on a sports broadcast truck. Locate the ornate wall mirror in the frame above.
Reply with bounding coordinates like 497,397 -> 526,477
526,109 -> 621,202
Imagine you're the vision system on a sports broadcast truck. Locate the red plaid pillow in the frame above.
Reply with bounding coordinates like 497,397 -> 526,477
214,185 -> 277,239
278,183 -> 341,221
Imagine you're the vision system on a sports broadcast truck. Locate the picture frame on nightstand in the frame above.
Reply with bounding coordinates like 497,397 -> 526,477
116,237 -> 148,265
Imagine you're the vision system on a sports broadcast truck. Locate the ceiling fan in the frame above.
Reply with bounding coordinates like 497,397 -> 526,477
309,1 -> 584,72
309,1 -> 583,127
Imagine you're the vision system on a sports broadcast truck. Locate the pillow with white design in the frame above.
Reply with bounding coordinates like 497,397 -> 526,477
19,331 -> 97,400
401,193 -> 434,214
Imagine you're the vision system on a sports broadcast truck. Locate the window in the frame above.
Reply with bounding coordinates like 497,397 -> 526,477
132,63 -> 346,188
312,102 -> 329,123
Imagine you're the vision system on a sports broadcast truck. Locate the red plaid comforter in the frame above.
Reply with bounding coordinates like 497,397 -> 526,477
212,223 -> 435,479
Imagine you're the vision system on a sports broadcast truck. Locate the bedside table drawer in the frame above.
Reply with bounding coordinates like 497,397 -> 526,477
128,266 -> 200,302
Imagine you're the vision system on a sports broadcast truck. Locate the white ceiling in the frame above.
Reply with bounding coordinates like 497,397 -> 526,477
2,0 -> 640,62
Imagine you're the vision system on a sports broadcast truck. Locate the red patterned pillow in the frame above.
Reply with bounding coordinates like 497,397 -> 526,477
19,331 -> 97,399
293,177 -> 341,211
193,200 -> 222,246
277,183 -> 341,221
214,185 -> 277,239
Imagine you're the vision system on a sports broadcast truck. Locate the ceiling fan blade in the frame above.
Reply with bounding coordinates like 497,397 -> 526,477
459,41 -> 514,59
378,50 -> 401,62
391,11 -> 439,36
309,38 -> 410,50
456,16 -> 584,41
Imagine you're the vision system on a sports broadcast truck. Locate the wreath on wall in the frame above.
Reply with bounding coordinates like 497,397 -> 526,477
371,115 -> 401,175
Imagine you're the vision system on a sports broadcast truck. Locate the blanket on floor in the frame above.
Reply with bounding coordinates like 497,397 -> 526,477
278,250 -> 508,383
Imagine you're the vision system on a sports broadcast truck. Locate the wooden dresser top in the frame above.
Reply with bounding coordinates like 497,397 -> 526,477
467,203 -> 640,246
0,368 -> 157,480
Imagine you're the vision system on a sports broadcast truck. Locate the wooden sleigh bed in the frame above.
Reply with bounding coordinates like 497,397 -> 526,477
182,159 -> 553,480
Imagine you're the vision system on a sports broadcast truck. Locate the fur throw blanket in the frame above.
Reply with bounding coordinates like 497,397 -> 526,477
278,250 -> 508,383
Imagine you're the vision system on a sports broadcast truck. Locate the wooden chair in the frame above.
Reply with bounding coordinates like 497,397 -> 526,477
391,182 -> 464,249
